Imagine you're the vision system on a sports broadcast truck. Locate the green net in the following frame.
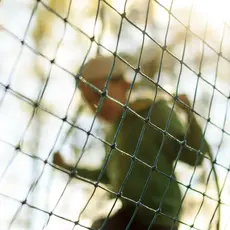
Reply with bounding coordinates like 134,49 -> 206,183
0,0 -> 230,229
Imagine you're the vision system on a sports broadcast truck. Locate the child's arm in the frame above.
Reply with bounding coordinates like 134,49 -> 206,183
52,152 -> 110,184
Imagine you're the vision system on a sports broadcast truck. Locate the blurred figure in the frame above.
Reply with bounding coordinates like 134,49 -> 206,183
54,55 -> 211,229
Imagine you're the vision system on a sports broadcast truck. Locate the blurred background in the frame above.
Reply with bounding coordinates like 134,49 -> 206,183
1,0 -> 230,229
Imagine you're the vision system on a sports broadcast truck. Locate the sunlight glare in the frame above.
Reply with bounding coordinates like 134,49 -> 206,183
193,0 -> 230,26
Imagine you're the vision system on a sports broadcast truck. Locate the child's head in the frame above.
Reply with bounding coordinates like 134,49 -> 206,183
79,56 -> 130,122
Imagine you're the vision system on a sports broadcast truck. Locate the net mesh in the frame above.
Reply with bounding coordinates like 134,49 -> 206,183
0,0 -> 230,229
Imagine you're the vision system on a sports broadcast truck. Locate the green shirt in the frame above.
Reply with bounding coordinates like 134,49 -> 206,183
104,98 -> 203,226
